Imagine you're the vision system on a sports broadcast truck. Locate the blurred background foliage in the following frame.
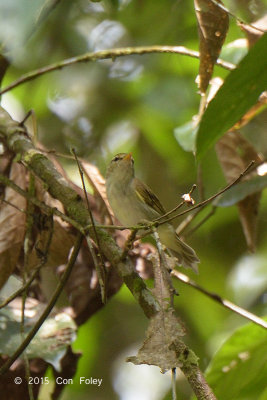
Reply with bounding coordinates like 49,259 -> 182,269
0,0 -> 267,399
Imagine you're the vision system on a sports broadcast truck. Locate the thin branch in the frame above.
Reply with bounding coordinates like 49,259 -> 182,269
72,148 -> 107,303
0,233 -> 83,377
158,161 -> 255,226
171,269 -> 267,330
176,208 -> 203,236
184,206 -> 217,237
155,184 -> 197,223
172,368 -> 177,400
0,46 -> 235,95
210,0 -> 267,33
21,172 -> 35,400
0,197 -> 26,213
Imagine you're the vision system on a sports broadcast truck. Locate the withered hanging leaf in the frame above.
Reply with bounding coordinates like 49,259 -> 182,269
82,161 -> 114,224
0,163 -> 27,289
237,194 -> 261,253
216,131 -> 263,251
127,309 -> 186,372
63,243 -> 123,325
194,0 -> 229,93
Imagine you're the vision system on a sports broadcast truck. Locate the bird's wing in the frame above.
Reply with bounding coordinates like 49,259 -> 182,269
134,177 -> 166,215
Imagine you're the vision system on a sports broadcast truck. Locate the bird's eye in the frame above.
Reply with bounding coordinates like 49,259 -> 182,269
113,156 -> 120,162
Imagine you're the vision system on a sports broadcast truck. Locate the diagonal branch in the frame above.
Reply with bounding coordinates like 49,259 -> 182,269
171,269 -> 267,330
157,161 -> 255,226
72,148 -> 107,303
0,46 -> 235,95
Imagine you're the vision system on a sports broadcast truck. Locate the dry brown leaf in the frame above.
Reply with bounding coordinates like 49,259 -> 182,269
127,309 -> 186,372
237,193 -> 262,253
62,242 -> 123,325
26,177 -> 76,269
194,0 -> 229,94
216,131 -> 263,251
82,161 -> 114,224
0,162 -> 27,288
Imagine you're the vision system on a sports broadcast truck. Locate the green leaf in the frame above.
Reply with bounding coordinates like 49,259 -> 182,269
0,303 -> 77,371
205,319 -> 267,400
174,119 -> 198,152
196,34 -> 267,159
216,174 -> 267,207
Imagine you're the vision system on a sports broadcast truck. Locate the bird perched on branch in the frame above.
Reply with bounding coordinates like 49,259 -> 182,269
106,153 -> 199,272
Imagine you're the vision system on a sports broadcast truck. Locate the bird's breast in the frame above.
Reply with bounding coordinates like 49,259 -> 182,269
106,179 -> 156,226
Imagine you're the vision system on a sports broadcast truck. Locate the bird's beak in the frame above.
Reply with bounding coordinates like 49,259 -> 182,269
123,153 -> 132,161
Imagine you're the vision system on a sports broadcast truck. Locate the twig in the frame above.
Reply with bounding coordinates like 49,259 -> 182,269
210,0 -> 267,33
184,206 -> 217,237
176,208 -> 203,235
71,148 -> 107,303
0,197 -> 26,213
155,184 -> 197,222
0,233 -> 83,376
172,368 -> 177,400
21,172 -> 35,400
19,110 -> 34,127
171,269 -> 267,330
0,267 -> 39,309
158,161 -> 255,226
0,46 -> 235,95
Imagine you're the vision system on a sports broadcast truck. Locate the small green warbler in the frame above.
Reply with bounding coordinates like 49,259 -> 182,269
106,153 -> 199,272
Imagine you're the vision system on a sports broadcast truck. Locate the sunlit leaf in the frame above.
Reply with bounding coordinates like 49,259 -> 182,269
196,33 -> 267,159
205,319 -> 267,400
0,300 -> 77,371
174,119 -> 198,152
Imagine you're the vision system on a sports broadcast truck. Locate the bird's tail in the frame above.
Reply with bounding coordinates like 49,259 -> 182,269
171,235 -> 200,273
158,224 -> 200,273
